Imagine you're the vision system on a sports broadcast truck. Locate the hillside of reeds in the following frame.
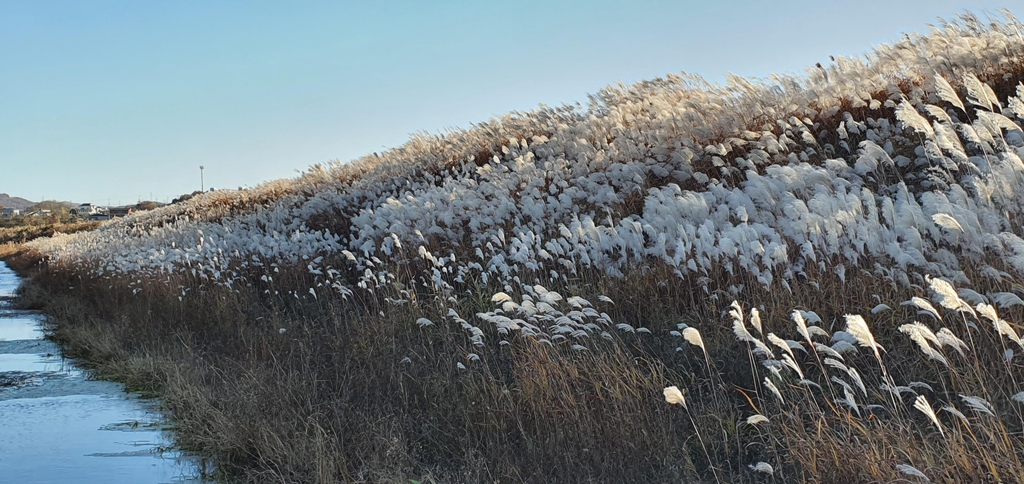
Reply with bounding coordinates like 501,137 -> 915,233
10,11 -> 1024,483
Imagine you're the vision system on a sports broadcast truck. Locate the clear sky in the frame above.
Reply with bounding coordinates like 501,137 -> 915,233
0,1 -> 1012,205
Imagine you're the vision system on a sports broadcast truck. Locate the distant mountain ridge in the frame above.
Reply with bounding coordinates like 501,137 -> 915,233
0,193 -> 34,210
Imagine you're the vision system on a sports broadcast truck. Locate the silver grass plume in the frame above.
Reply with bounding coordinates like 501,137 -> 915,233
963,72 -> 1000,110
900,322 -> 949,366
933,72 -> 966,112
681,327 -> 711,369
1009,83 -> 1024,118
914,395 -> 944,437
903,297 -> 942,321
990,292 -> 1024,309
896,100 -> 935,138
768,333 -> 794,359
897,463 -> 931,482
959,394 -> 995,416
763,377 -> 784,404
928,276 -> 975,317
748,462 -> 774,475
835,382 -> 860,416
844,314 -> 881,360
491,292 -> 512,303
731,301 -> 774,357
746,414 -> 769,425
931,214 -> 964,232
936,328 -> 968,356
814,343 -> 844,360
923,104 -> 952,124
977,303 -> 1024,349
663,386 -> 686,407
793,310 -> 811,345
781,353 -> 804,379
942,405 -> 970,427
750,307 -> 763,335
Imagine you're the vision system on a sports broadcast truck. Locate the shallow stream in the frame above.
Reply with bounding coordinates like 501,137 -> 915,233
0,261 -> 205,483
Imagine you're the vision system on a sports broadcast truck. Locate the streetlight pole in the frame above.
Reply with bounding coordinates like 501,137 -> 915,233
200,166 -> 205,192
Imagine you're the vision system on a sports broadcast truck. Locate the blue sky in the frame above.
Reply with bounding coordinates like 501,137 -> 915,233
0,1 -> 1011,205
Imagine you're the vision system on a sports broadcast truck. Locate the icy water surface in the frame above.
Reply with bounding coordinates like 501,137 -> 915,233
0,261 -> 205,483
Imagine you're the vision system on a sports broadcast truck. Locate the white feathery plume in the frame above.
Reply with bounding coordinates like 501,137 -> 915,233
732,303 -> 773,357
781,353 -> 804,379
902,297 -> 942,321
814,343 -> 844,360
729,301 -> 745,329
1011,391 -> 1024,403
835,383 -> 860,416
900,322 -> 948,366
935,327 -> 968,356
806,326 -> 830,339
681,327 -> 712,371
977,303 -> 1024,349
768,333 -> 793,359
798,379 -> 821,390
895,100 -> 935,138
990,292 -> 1024,309
763,377 -> 784,404
963,72 -> 1000,110
491,292 -> 512,303
914,395 -> 944,437
923,104 -> 952,124
897,463 -> 930,482
748,462 -> 774,475
959,394 -> 995,417
846,367 -> 867,397
941,405 -> 970,427
663,386 -> 686,407
681,327 -> 705,353
830,340 -> 859,355
909,381 -> 934,392
957,289 -> 988,306
745,414 -> 769,425
750,307 -> 763,335
931,213 -> 963,232
1010,87 -> 1024,118
793,309 -> 811,345
824,357 -> 849,373
933,72 -> 966,112
844,314 -> 881,359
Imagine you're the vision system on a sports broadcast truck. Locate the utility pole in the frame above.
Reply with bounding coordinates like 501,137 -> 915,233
200,166 -> 205,192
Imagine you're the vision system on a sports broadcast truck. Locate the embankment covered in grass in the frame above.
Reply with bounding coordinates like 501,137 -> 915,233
14,12 -> 1024,483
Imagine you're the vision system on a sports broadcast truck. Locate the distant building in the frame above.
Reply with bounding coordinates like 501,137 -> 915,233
88,213 -> 110,221
0,208 -> 20,219
70,203 -> 99,216
108,206 -> 133,218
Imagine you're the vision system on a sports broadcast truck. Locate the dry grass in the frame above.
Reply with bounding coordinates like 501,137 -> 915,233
8,12 -> 1024,484
13,252 -> 1023,483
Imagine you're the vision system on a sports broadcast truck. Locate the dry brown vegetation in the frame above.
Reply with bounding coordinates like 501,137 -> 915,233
9,12 -> 1024,484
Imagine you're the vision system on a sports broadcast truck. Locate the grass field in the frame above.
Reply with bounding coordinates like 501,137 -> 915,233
9,12 -> 1024,483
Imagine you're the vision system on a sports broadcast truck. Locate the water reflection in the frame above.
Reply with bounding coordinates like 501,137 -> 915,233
0,261 -> 205,482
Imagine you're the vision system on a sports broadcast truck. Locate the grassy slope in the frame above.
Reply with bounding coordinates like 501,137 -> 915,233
12,13 -> 1024,483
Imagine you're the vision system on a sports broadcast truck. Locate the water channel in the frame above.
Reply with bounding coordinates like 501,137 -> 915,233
0,261 -> 205,483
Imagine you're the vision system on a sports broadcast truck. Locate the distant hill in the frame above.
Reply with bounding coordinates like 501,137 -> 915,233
29,200 -> 77,212
0,194 -> 34,210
